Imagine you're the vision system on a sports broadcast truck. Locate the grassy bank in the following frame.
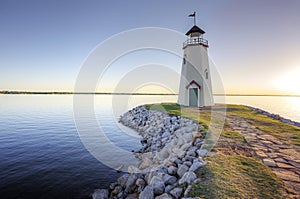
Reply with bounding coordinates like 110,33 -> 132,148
145,103 -> 298,198
146,103 -> 300,147
190,154 -> 286,199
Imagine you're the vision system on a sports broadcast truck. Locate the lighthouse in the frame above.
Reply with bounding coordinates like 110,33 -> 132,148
178,13 -> 214,107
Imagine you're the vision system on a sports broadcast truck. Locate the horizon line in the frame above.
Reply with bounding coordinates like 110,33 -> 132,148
0,91 -> 299,97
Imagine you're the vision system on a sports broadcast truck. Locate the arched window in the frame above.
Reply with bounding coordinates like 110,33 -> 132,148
183,54 -> 187,64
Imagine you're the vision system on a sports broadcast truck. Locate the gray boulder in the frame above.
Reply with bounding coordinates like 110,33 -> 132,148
186,150 -> 196,157
118,174 -> 129,188
177,164 -> 189,177
125,174 -> 137,193
136,178 -> 146,192
139,185 -> 154,199
126,193 -> 138,199
92,189 -> 109,199
154,193 -> 173,199
170,187 -> 183,199
196,149 -> 208,157
189,161 -> 204,172
150,176 -> 165,195
164,185 -> 173,193
163,174 -> 177,185
167,166 -> 177,175
111,185 -> 122,196
179,172 -> 197,185
183,161 -> 192,167
184,185 -> 193,197
174,158 -> 183,165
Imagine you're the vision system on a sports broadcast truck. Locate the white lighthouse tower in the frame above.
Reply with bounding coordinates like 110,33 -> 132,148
178,13 -> 214,107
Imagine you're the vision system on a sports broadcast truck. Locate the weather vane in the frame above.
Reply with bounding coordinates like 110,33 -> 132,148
188,11 -> 196,25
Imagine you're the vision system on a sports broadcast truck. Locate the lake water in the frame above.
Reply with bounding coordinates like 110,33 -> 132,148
0,94 -> 299,199
216,96 -> 300,122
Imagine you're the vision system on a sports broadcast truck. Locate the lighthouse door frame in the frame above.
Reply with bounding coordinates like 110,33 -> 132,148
188,87 -> 199,107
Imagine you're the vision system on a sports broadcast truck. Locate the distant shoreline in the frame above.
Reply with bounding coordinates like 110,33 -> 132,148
0,91 -> 299,97
0,91 -> 176,95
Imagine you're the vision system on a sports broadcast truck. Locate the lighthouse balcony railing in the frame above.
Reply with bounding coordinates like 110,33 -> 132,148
183,37 -> 209,48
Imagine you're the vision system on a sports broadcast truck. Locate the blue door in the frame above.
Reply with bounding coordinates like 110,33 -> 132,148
189,88 -> 198,107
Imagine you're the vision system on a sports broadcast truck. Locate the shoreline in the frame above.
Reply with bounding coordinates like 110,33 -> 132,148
93,105 -> 207,199
92,104 -> 300,199
246,106 -> 300,128
1,91 -> 300,98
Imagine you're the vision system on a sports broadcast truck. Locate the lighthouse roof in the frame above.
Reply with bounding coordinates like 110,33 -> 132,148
185,25 -> 205,35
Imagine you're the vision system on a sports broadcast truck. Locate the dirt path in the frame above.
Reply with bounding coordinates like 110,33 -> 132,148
226,116 -> 300,198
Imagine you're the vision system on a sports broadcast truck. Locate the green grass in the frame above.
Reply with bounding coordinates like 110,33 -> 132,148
221,128 -> 247,143
145,103 -> 295,198
146,103 -> 300,147
146,103 -> 213,131
189,154 -> 287,199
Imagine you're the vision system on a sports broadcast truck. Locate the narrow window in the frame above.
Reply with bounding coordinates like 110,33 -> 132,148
183,54 -> 186,64
205,69 -> 208,79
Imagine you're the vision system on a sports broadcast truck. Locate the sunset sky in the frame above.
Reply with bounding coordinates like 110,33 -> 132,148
1,0 -> 300,95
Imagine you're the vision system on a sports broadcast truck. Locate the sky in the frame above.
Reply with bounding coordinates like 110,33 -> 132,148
1,0 -> 300,95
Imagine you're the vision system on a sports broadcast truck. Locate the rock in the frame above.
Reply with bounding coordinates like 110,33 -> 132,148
139,185 -> 154,199
179,172 -> 197,185
161,166 -> 169,174
186,150 -> 196,157
125,174 -> 137,193
162,131 -> 171,138
136,178 -> 146,191
92,189 -> 109,199
164,160 -> 176,167
117,190 -> 124,198
182,133 -> 194,143
146,170 -> 160,184
276,162 -> 295,169
184,156 -> 194,162
196,149 -> 208,157
194,178 -> 201,184
154,193 -> 173,199
174,158 -> 182,165
128,165 -> 142,173
263,159 -> 277,167
177,164 -> 189,177
118,106 -> 208,198
109,182 -> 117,190
158,148 -> 169,160
150,176 -> 165,195
170,187 -> 183,199
118,174 -> 129,188
189,161 -> 204,172
178,150 -> 187,159
180,143 -> 190,152
184,185 -> 193,197
181,198 -> 198,199
126,193 -> 138,199
163,174 -> 177,185
167,166 -> 178,175
183,161 -> 192,167
164,185 -> 173,192
111,186 -> 122,196
140,157 -> 153,169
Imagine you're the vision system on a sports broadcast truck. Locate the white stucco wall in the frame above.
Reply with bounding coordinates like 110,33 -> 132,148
178,44 -> 214,107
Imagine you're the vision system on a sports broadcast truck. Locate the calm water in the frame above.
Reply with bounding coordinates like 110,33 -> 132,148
0,95 -> 299,199
0,95 -> 177,199
215,96 -> 300,122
